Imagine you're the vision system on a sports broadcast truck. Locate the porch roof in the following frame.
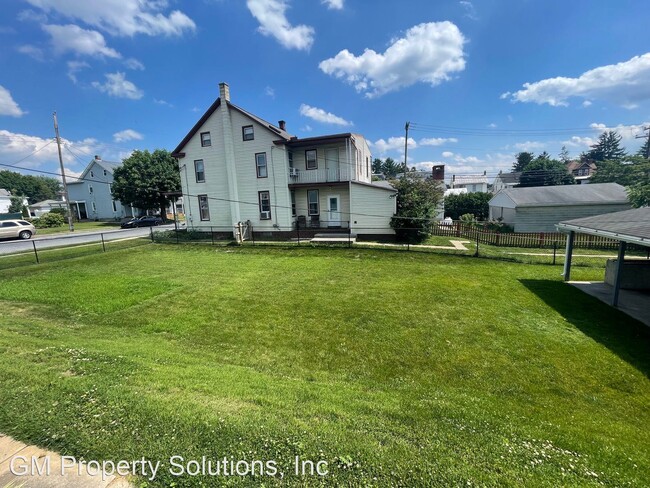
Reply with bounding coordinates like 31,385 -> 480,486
557,207 -> 650,248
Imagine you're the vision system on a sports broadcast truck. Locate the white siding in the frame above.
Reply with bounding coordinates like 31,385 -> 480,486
350,183 -> 396,235
293,184 -> 350,228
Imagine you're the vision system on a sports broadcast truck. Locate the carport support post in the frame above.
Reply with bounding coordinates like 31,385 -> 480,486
100,233 -> 106,252
562,231 -> 575,281
612,241 -> 627,307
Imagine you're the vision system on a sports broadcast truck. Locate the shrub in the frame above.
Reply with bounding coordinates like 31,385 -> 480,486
34,212 -> 65,228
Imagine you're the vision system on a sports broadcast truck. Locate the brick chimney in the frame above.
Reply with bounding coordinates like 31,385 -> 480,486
432,164 -> 445,181
219,82 -> 230,102
94,155 -> 101,161
278,120 -> 286,131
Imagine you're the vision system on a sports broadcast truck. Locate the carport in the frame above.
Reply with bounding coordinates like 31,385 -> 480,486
557,208 -> 650,323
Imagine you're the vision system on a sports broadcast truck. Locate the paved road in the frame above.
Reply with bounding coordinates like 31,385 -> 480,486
0,225 -> 175,256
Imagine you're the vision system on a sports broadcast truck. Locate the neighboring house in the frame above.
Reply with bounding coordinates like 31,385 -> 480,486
172,83 -> 396,237
566,160 -> 597,184
492,171 -> 521,193
28,199 -> 67,217
488,183 -> 630,232
67,156 -> 138,220
451,172 -> 489,193
0,189 -> 29,214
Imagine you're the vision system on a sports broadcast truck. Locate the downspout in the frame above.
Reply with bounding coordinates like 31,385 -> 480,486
270,145 -> 280,228
348,136 -> 353,231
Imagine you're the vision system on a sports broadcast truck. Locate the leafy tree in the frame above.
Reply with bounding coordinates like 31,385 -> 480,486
111,149 -> 181,218
389,174 -> 443,243
371,158 -> 383,174
382,157 -> 400,178
517,156 -> 575,187
587,131 -> 626,161
590,156 -> 650,186
512,152 -> 534,172
559,145 -> 571,163
627,184 -> 650,208
444,192 -> 492,220
0,170 -> 61,203
8,196 -> 26,214
637,136 -> 650,159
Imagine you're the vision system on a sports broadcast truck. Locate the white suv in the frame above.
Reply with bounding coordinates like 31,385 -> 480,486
0,220 -> 37,240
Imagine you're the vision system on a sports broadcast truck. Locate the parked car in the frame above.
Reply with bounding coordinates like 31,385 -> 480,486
120,216 -> 164,228
0,220 -> 36,239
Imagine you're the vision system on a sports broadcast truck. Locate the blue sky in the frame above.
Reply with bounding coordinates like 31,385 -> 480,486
1,0 -> 650,183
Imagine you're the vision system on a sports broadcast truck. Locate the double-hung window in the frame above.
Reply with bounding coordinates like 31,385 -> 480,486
194,159 -> 205,182
198,195 -> 210,221
307,189 -> 319,215
256,153 -> 268,178
259,191 -> 271,220
200,132 -> 211,147
306,149 -> 317,170
242,126 -> 254,141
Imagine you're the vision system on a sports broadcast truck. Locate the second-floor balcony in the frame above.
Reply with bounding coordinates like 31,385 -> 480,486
288,166 -> 352,185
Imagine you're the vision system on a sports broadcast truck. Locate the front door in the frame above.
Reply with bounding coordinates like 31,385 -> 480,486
325,148 -> 339,182
327,195 -> 341,227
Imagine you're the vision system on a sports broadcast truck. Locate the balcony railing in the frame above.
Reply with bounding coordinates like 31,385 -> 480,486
288,166 -> 351,184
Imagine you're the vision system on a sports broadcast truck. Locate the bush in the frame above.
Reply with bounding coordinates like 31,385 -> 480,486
48,207 -> 67,217
444,193 -> 491,220
389,174 -> 443,243
33,212 -> 65,228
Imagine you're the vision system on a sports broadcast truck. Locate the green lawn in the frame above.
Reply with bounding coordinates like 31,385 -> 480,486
36,221 -> 122,235
0,245 -> 648,487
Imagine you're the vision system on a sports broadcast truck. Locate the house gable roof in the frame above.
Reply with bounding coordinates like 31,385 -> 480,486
494,172 -> 521,184
171,98 -> 293,157
493,183 -> 628,208
72,158 -> 120,183
454,174 -> 488,185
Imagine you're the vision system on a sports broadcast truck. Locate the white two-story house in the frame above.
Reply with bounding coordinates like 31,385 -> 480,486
172,83 -> 396,238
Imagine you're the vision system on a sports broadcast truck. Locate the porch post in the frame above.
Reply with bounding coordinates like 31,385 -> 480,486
612,241 -> 627,307
562,231 -> 575,281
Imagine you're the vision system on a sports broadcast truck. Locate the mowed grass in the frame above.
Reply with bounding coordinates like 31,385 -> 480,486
35,221 -> 122,235
0,245 -> 648,487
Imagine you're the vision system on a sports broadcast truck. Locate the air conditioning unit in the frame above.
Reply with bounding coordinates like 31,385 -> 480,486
289,168 -> 299,177
260,211 -> 271,220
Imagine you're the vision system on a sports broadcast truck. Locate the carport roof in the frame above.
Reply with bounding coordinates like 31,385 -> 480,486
557,207 -> 650,247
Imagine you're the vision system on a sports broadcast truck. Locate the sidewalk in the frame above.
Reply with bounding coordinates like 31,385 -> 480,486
0,434 -> 131,488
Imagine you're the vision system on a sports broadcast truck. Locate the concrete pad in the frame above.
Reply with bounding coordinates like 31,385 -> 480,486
570,281 -> 650,327
0,435 -> 131,487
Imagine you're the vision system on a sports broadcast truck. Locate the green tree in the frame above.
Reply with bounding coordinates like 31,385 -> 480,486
636,136 -> 650,159
627,184 -> 650,208
518,157 -> 575,187
0,171 -> 61,203
8,196 -> 26,214
111,149 -> 181,218
382,157 -> 400,178
371,158 -> 384,174
389,174 -> 443,243
559,145 -> 571,163
587,131 -> 627,162
512,152 -> 534,172
590,156 -> 650,186
443,192 -> 492,220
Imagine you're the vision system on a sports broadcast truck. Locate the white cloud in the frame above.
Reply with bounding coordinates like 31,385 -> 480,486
582,100 -> 592,107
246,0 -> 314,51
92,72 -> 143,99
442,151 -> 454,158
502,53 -> 650,108
113,129 -> 144,143
319,21 -> 466,98
300,125 -> 313,132
67,60 -> 90,83
0,86 -> 26,117
17,44 -> 45,61
25,0 -> 196,37
419,137 -> 458,146
370,136 -> 417,155
17,9 -> 47,23
0,129 -> 98,168
487,123 -> 497,128
124,58 -> 145,70
265,86 -> 275,98
43,24 -> 121,58
563,136 -> 596,149
322,0 -> 344,9
299,104 -> 352,126
510,141 -> 548,151
154,98 -> 173,107
460,1 -> 478,20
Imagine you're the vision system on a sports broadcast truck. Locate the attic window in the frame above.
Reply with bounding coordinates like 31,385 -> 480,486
90,171 -> 94,178
103,169 -> 107,176
200,132 -> 211,147
242,126 -> 254,141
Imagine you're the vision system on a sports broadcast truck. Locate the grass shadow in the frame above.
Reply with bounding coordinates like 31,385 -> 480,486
520,279 -> 650,378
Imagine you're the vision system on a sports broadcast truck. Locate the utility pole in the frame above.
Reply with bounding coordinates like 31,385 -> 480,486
403,121 -> 410,175
53,112 -> 74,232
635,126 -> 650,158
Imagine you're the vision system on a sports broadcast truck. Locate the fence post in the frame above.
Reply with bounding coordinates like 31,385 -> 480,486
101,233 -> 106,252
553,241 -> 557,265
32,240 -> 39,264
296,220 -> 300,244
474,233 -> 480,257
150,226 -> 154,242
